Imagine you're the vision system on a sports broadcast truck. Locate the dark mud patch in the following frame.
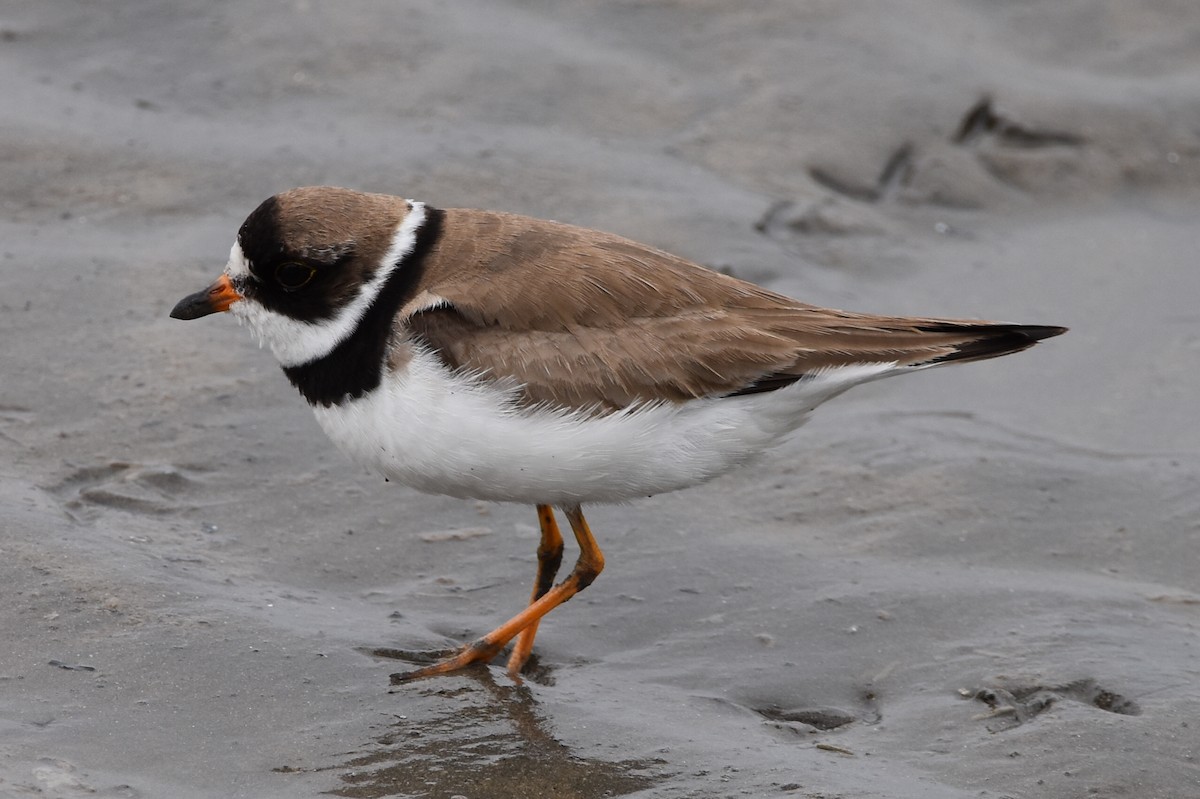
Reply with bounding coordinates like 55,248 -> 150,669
309,675 -> 660,798
47,659 -> 97,672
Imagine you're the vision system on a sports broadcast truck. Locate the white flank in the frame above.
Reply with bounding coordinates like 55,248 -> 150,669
227,203 -> 428,367
312,348 -> 901,505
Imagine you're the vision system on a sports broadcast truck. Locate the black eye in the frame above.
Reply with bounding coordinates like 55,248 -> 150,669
275,262 -> 316,291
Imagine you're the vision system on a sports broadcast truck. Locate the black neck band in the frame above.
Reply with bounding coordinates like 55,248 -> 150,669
282,207 -> 444,407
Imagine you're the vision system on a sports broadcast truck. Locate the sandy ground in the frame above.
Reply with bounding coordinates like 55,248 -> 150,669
2,2 -> 1199,797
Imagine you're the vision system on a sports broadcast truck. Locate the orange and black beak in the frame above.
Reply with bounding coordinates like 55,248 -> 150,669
170,274 -> 242,320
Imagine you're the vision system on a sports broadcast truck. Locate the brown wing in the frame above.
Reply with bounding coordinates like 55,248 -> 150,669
402,209 -> 1064,412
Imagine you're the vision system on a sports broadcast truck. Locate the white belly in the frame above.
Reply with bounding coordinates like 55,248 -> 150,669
311,347 -> 898,505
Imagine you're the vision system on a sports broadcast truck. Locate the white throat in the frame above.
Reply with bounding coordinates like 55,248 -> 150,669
227,202 -> 426,368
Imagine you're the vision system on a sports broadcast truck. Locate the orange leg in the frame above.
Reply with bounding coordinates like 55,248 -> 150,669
506,504 -> 565,675
391,505 -> 604,684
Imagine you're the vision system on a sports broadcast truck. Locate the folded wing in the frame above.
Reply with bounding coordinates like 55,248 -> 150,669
403,210 -> 1065,412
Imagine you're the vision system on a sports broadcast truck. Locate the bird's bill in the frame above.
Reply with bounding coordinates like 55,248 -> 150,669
170,274 -> 242,320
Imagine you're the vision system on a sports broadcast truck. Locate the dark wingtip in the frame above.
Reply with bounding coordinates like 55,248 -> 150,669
1018,325 -> 1068,342
920,322 -> 1067,366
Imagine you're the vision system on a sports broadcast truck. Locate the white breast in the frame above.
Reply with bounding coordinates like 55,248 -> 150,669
310,347 -> 901,506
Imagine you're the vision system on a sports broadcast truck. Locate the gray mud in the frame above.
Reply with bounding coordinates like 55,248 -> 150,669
2,2 -> 1198,797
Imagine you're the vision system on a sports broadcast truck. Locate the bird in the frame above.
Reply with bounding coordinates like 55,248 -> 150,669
170,186 -> 1065,683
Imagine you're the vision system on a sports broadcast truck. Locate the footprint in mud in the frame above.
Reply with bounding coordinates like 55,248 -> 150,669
27,757 -> 141,797
754,704 -> 859,732
753,196 -> 892,244
952,95 -> 1088,193
953,96 -> 1085,149
46,461 -> 202,521
970,677 -> 1141,732
807,143 -> 917,205
792,95 -> 1088,222
713,687 -> 882,739
0,402 -> 34,447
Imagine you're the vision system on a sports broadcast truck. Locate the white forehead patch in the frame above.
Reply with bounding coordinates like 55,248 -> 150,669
228,201 -> 426,368
225,240 -> 251,279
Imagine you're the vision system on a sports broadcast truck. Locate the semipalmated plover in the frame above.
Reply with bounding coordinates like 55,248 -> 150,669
171,186 -> 1065,682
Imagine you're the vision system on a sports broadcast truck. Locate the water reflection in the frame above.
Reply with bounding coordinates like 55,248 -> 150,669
328,665 -> 659,799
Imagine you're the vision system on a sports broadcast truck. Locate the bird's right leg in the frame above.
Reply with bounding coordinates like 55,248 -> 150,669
506,504 -> 565,675
391,504 -> 604,683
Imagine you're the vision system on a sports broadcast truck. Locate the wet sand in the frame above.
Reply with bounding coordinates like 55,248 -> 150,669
2,2 -> 1199,797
